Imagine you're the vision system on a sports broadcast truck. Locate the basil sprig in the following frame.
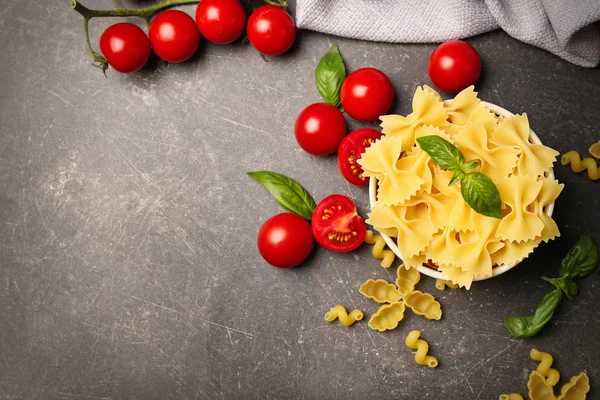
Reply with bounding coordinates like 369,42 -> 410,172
504,235 -> 598,338
315,44 -> 346,107
247,171 -> 316,220
416,135 -> 502,219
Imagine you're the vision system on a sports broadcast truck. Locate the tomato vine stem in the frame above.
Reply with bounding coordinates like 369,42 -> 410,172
263,0 -> 288,9
71,0 -> 199,73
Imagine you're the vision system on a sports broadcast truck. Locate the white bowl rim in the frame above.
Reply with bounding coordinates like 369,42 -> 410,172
368,100 -> 556,282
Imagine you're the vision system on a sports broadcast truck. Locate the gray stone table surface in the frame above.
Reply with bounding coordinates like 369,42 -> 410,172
1,1 -> 599,399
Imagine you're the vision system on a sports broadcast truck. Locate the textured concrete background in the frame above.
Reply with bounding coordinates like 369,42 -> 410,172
1,1 -> 599,399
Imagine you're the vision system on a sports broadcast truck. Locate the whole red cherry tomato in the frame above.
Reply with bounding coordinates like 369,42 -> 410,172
428,40 -> 482,93
99,23 -> 151,73
295,103 -> 347,156
195,0 -> 246,44
257,213 -> 314,268
311,195 -> 366,252
247,5 -> 296,56
340,68 -> 394,122
337,128 -> 382,186
149,10 -> 199,63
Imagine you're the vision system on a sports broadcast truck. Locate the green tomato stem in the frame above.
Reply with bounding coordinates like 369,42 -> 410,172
263,0 -> 288,9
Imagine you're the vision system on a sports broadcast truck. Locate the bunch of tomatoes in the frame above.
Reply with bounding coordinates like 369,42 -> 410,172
99,0 -> 296,73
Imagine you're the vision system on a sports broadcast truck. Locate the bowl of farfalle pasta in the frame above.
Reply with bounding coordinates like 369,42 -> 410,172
360,85 -> 564,289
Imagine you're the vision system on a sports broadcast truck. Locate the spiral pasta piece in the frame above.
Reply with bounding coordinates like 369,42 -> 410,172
557,373 -> 589,400
324,305 -> 364,327
499,395 -> 524,400
405,330 -> 438,368
368,302 -> 406,332
527,371 -> 556,400
561,151 -> 600,180
403,290 -> 442,320
365,230 -> 395,268
435,279 -> 459,290
530,349 -> 560,387
396,265 -> 421,296
359,279 -> 402,304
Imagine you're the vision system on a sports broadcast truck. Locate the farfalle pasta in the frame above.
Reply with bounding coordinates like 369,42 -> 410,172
363,85 -> 563,288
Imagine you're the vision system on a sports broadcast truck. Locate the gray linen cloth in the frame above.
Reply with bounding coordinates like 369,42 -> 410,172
295,0 -> 600,67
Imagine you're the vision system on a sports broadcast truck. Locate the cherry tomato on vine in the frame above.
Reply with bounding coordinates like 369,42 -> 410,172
295,103 -> 347,156
247,5 -> 296,56
195,0 -> 246,44
99,23 -> 151,73
428,40 -> 482,93
340,68 -> 394,122
257,213 -> 314,268
149,10 -> 199,63
337,128 -> 382,186
312,195 -> 366,252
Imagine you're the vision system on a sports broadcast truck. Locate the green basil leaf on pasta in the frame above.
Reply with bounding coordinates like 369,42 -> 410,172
559,235 -> 598,279
315,44 -> 346,107
504,288 -> 562,338
247,171 -> 316,220
462,161 -> 480,174
416,135 -> 465,172
460,172 -> 502,219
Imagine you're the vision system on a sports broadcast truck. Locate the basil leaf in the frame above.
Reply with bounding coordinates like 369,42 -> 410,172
416,136 -> 465,172
315,44 -> 346,107
247,171 -> 316,220
559,235 -> 598,279
504,288 -> 562,338
448,172 -> 463,186
462,161 -> 480,174
460,173 -> 502,219
542,276 -> 578,300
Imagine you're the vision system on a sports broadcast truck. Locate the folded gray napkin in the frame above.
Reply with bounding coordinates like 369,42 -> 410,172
295,0 -> 600,67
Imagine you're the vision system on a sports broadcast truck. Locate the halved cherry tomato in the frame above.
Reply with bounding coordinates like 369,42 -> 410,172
337,128 -> 382,186
311,194 -> 366,252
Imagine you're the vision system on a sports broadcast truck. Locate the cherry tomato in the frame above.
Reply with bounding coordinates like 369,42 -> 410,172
428,40 -> 482,93
337,128 -> 382,186
247,5 -> 296,56
149,10 -> 199,63
340,68 -> 394,122
294,103 -> 347,156
311,195 -> 366,252
195,0 -> 246,44
99,23 -> 151,73
257,213 -> 314,268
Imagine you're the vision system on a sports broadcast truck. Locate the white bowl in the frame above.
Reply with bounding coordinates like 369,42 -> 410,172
368,101 -> 556,282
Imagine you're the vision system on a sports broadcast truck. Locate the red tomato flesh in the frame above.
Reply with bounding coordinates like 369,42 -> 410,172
311,195 -> 366,252
257,213 -> 314,268
337,128 -> 382,186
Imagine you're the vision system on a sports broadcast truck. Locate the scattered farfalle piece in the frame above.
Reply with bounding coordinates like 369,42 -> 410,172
324,305 -> 364,327
454,121 -> 520,183
530,349 -> 561,387
366,204 -> 435,258
490,114 -> 559,178
499,394 -> 524,400
561,151 -> 600,181
528,370 -> 557,400
589,141 -> 600,159
557,373 -> 590,400
396,264 -> 421,296
491,239 -> 538,267
496,176 -> 545,243
380,85 -> 448,149
532,177 -> 564,243
452,212 -> 502,279
405,330 -> 438,368
444,85 -> 480,126
439,264 -> 474,290
368,302 -> 406,332
403,290 -> 442,320
435,279 -> 459,290
359,136 -> 424,205
359,279 -> 402,304
365,230 -> 395,268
